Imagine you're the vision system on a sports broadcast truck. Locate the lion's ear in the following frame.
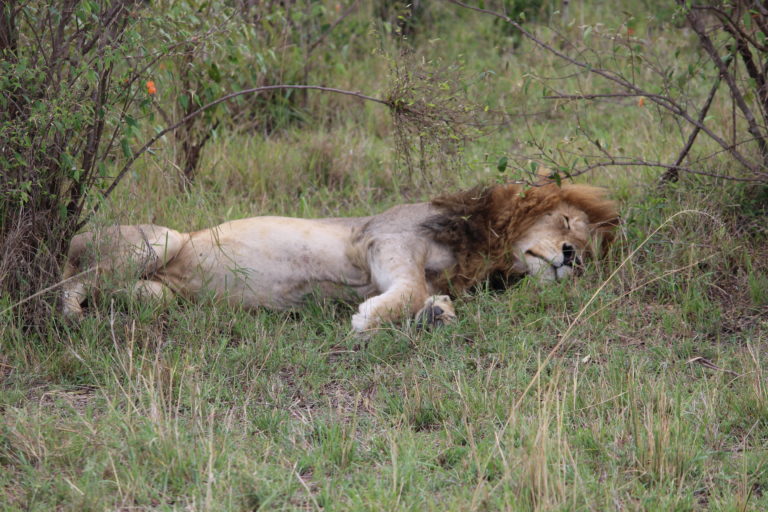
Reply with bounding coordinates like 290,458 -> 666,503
532,165 -> 556,186
588,219 -> 620,256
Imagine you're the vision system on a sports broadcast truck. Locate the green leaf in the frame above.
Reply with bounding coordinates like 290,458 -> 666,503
497,156 -> 508,173
61,152 -> 75,171
121,138 -> 132,158
208,63 -> 221,83
743,10 -> 752,31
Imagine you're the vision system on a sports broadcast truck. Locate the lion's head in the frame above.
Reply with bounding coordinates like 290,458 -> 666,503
508,202 -> 592,282
427,182 -> 619,289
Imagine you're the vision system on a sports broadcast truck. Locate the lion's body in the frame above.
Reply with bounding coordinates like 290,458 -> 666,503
154,203 -> 457,309
161,216 -> 375,310
62,183 -> 618,331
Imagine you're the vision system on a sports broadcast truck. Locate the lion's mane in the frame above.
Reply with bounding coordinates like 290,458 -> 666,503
422,183 -> 619,291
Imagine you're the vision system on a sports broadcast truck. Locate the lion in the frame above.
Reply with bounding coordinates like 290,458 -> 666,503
61,183 -> 618,332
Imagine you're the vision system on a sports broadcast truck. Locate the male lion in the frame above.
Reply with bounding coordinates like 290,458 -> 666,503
61,183 -> 618,332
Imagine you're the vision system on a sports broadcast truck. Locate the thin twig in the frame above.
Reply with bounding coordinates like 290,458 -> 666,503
569,160 -> 766,182
660,70 -> 725,183
694,5 -> 768,52
307,1 -> 359,54
544,93 -> 665,100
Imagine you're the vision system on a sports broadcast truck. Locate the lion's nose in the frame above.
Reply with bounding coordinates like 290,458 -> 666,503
562,243 -> 576,267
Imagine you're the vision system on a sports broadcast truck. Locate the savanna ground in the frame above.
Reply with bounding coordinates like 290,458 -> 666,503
2,1 -> 768,510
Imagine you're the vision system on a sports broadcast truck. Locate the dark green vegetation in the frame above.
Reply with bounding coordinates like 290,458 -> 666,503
1,1 -> 767,510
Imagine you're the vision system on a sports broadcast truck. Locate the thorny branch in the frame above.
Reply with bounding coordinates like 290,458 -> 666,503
445,0 -> 768,182
685,5 -> 768,164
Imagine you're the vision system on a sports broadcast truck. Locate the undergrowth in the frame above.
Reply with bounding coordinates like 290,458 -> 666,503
1,1 -> 767,510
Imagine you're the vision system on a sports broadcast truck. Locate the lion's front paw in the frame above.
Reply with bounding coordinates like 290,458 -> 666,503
415,295 -> 456,328
351,312 -> 371,333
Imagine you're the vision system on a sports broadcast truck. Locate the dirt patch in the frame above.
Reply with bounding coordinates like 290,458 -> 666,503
33,386 -> 98,415
321,380 -> 378,417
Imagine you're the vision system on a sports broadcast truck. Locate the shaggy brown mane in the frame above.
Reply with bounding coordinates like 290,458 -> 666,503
423,183 -> 618,291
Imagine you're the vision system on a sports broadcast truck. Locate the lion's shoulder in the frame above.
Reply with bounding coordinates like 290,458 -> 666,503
357,202 -> 438,237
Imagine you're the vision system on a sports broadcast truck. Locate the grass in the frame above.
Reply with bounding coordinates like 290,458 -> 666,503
2,1 -> 768,510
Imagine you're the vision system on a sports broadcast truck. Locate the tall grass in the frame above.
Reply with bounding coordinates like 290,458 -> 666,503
2,1 -> 767,510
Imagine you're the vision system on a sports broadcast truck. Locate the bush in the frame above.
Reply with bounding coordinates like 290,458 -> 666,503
0,0 -> 153,325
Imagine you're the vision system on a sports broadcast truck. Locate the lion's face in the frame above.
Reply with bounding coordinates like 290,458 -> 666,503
511,203 -> 592,282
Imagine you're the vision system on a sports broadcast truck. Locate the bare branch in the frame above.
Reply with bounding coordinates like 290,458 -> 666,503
445,0 -> 763,174
544,93 -> 667,101
569,160 -> 766,182
307,0 -> 358,54
685,5 -> 768,163
660,66 -> 728,183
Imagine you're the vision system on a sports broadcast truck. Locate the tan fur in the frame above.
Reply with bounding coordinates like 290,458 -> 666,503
61,183 -> 617,332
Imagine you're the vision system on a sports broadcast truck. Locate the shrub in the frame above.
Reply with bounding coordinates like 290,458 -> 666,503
0,0 -> 154,325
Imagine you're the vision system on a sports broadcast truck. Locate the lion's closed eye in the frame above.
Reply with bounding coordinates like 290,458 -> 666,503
563,215 -> 571,230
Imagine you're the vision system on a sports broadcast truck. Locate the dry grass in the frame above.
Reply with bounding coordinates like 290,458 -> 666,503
2,1 -> 768,510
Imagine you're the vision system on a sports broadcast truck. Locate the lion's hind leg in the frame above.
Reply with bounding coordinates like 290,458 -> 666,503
61,224 -> 185,318
132,279 -> 176,307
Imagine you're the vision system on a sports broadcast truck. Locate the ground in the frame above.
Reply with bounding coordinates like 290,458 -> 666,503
1,1 -> 768,510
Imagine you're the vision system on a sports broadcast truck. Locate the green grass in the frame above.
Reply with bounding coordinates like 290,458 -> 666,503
2,1 -> 768,510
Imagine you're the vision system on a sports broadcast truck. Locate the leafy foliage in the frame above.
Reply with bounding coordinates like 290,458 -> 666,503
0,0 -> 151,324
0,0 -> 371,320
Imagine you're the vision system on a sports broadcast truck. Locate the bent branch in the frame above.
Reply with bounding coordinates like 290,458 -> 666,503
78,85 -> 389,230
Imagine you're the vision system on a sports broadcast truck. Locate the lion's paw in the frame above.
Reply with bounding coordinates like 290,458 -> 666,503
351,312 -> 373,333
415,295 -> 456,328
